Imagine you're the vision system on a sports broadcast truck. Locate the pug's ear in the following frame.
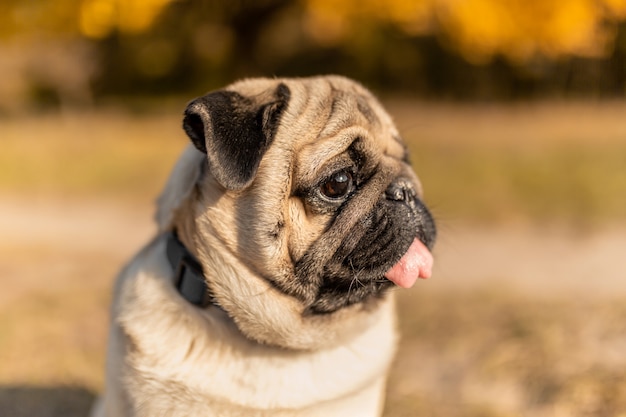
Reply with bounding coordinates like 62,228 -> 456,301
182,83 -> 290,190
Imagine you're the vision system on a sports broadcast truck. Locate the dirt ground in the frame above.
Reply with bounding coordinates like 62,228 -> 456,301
1,197 -> 626,417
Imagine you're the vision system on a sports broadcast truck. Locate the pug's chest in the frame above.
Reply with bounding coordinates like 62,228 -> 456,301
120,305 -> 393,416
124,336 -> 387,417
128,370 -> 387,417
115,237 -> 397,416
124,330 -> 391,415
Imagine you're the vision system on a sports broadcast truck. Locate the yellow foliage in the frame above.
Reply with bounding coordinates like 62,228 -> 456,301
434,0 -> 615,63
305,0 -> 626,62
79,0 -> 115,39
305,0 -> 436,44
3,0 -> 626,64
603,0 -> 626,17
79,0 -> 174,38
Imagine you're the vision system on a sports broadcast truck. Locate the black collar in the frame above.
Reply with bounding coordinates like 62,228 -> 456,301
165,231 -> 215,308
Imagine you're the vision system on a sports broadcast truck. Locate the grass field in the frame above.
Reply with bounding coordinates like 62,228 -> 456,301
1,101 -> 626,416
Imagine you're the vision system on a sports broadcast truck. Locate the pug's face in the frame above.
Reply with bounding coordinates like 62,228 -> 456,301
171,76 -> 435,336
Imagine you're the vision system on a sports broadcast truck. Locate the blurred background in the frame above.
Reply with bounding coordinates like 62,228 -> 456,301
1,1 -> 626,416
2,0 -> 626,111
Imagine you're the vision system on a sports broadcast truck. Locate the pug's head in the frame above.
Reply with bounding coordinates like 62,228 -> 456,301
157,76 -> 436,348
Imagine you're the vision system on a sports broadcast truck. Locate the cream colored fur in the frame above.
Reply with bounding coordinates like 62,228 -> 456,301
92,233 -> 397,417
92,76 -> 408,417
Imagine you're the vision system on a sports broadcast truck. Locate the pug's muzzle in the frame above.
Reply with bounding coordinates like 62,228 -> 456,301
303,178 -> 436,314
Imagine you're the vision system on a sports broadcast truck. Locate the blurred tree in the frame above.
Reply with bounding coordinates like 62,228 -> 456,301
0,0 -> 626,111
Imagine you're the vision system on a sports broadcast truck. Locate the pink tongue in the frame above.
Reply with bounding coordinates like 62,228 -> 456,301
384,238 -> 433,288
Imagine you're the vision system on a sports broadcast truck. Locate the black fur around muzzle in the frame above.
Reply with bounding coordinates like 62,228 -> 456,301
305,179 -> 437,315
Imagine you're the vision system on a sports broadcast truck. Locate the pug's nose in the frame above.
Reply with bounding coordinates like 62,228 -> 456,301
385,180 -> 416,202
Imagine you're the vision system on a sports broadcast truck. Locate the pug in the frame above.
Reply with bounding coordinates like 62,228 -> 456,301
91,75 -> 436,417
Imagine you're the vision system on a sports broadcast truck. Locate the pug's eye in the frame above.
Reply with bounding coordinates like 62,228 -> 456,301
320,170 -> 353,199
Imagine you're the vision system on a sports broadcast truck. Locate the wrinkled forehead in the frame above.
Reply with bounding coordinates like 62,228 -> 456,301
280,78 -> 408,184
286,78 -> 398,136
